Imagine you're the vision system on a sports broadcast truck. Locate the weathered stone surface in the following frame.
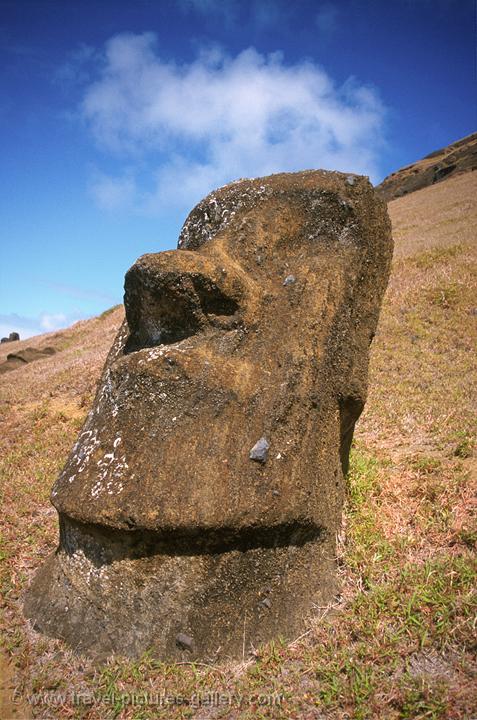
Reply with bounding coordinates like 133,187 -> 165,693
25,170 -> 393,661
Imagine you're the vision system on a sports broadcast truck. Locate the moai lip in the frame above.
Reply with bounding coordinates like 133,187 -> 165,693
25,170 -> 393,661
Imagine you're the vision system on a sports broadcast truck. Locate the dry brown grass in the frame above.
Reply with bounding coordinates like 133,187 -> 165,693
0,176 -> 476,719
387,171 -> 477,258
0,306 -> 124,410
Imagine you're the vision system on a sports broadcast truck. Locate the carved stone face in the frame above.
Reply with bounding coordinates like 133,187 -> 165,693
26,170 -> 392,660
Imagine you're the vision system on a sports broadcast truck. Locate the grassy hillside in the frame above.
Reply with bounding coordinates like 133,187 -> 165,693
377,132 -> 477,202
1,173 -> 476,719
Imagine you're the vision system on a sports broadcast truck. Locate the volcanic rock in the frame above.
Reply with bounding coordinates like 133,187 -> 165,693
249,437 -> 270,463
25,169 -> 393,660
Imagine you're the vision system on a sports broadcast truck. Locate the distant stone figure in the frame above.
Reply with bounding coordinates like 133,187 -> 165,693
25,170 -> 393,660
0,346 -> 56,375
0,332 -> 20,343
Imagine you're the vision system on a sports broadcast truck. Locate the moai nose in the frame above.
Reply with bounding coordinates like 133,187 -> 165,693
124,250 -> 243,352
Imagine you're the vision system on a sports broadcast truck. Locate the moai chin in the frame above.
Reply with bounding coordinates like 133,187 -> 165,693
25,170 -> 393,660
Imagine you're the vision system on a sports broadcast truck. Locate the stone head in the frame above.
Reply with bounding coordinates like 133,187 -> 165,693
27,170 -> 392,660
52,171 -> 391,538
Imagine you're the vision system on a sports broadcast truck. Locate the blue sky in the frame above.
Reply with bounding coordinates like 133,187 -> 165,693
0,0 -> 475,338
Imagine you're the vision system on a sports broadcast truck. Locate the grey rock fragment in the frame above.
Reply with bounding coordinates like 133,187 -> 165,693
249,437 -> 270,463
176,633 -> 194,652
283,275 -> 296,286
346,175 -> 357,186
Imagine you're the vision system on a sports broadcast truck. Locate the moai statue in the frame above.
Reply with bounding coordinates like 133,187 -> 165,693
25,170 -> 392,660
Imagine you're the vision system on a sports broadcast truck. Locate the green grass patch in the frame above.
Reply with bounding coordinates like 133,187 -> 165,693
413,244 -> 464,269
452,431 -> 474,459
304,446 -> 477,718
345,447 -> 395,577
425,281 -> 464,310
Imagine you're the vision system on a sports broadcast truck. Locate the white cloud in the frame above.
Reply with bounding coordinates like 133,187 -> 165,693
39,313 -> 68,332
81,33 -> 387,213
